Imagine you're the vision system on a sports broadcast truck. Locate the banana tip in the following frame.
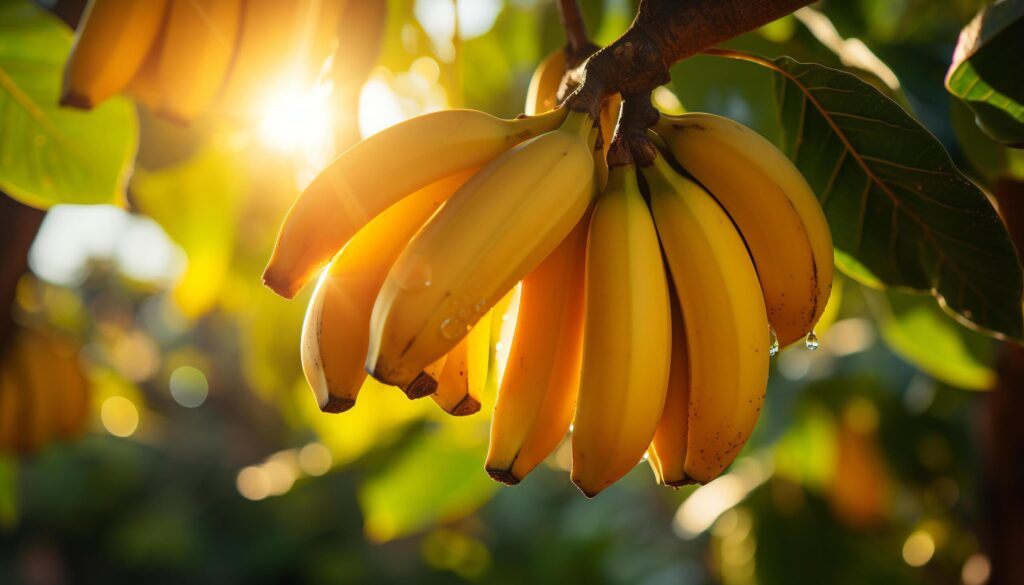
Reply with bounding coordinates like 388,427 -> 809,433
262,268 -> 299,299
486,468 -> 521,486
571,478 -> 601,499
400,372 -> 438,399
59,91 -> 93,110
449,396 -> 481,416
320,396 -> 355,414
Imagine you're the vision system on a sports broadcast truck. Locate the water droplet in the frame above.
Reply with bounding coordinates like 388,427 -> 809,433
805,330 -> 820,351
440,317 -> 467,339
393,255 -> 432,291
456,307 -> 471,320
472,299 -> 487,313
768,326 -> 780,357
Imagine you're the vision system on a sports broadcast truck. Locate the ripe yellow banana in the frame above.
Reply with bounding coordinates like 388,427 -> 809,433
430,316 -> 489,416
571,165 -> 671,498
301,170 -> 476,412
367,111 -> 595,388
525,50 -> 566,115
264,107 -> 569,299
642,153 -> 770,485
655,112 -> 833,347
61,0 -> 168,109
153,0 -> 242,122
218,0 -> 344,117
648,294 -> 691,486
486,211 -> 588,484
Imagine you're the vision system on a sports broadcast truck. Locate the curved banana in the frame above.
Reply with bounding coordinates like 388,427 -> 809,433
431,316 -> 489,416
264,107 -> 568,299
655,112 -> 833,347
571,165 -> 671,498
61,0 -> 168,109
486,211 -> 588,484
366,111 -> 595,388
648,293 -> 692,486
301,170 -> 476,412
218,0 -> 344,117
642,153 -> 770,485
525,50 -> 566,115
152,0 -> 242,122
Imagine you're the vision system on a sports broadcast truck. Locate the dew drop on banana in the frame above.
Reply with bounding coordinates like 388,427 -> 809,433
440,317 -> 468,340
805,330 -> 820,351
768,326 -> 780,357
393,255 -> 432,291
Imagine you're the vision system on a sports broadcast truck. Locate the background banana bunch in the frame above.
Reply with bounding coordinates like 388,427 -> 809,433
0,326 -> 91,455
271,50 -> 835,497
61,0 -> 346,122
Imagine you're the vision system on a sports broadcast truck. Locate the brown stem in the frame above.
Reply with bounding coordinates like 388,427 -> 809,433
557,0 -> 594,63
608,91 -> 659,168
566,0 -> 811,162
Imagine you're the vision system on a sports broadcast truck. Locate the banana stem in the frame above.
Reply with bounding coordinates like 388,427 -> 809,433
565,0 -> 813,155
607,91 -> 659,168
556,0 -> 597,66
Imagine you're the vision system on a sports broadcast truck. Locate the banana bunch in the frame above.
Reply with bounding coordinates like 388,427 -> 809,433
272,52 -> 832,496
62,0 -> 345,122
0,327 -> 91,455
284,66 -> 596,416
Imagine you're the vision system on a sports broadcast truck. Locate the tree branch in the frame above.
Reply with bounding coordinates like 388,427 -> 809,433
557,0 -> 594,64
566,0 -> 813,132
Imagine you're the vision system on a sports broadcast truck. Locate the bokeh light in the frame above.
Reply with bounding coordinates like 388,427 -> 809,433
100,396 -> 139,438
168,365 -> 209,408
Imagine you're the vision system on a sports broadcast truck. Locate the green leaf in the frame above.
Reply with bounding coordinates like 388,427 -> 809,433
946,0 -> 1024,147
0,0 -> 136,209
131,144 -> 241,319
359,426 -> 496,543
865,288 -> 997,391
770,56 -> 1024,342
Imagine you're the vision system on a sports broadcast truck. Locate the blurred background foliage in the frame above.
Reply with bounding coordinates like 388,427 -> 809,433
1,0 -> 1022,583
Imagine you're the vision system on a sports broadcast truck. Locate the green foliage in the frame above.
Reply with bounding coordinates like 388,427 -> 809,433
946,0 -> 1024,147
0,0 -> 136,209
359,426 -> 496,543
131,144 -> 242,319
770,57 -> 1023,341
866,289 -> 996,390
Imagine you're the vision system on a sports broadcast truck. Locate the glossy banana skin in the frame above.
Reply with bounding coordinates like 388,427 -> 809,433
301,170 -> 475,412
643,154 -> 770,485
264,108 -> 568,299
61,0 -> 169,109
366,111 -> 595,388
486,212 -> 588,484
571,165 -> 671,498
655,112 -> 833,348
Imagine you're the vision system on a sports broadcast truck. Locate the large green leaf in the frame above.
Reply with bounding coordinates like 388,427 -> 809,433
768,56 -> 1023,342
946,0 -> 1024,147
865,288 -> 996,390
0,0 -> 136,209
359,425 -> 496,543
